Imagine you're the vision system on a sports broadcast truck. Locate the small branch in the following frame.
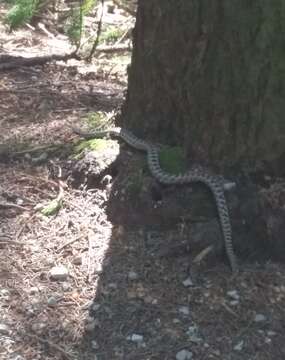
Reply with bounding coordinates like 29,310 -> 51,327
57,234 -> 85,252
87,0 -> 104,62
0,202 -> 29,211
12,144 -> 60,156
96,44 -> 132,53
0,52 -> 80,71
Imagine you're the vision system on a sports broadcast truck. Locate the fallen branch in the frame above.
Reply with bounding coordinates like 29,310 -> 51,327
96,44 -> 132,53
12,144 -> 63,156
0,240 -> 24,246
0,52 -> 80,71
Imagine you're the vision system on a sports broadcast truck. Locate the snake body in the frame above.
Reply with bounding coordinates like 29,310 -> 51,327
73,126 -> 238,273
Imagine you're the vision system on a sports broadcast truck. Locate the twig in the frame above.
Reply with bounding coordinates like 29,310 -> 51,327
0,52 -> 80,71
193,245 -> 213,264
0,202 -> 29,211
221,301 -> 239,317
96,44 -> 132,53
87,0 -> 104,61
0,240 -> 24,246
57,235 -> 85,252
12,144 -> 60,156
15,213 -> 37,241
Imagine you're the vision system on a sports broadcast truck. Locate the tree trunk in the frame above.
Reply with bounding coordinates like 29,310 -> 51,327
122,1 -> 285,173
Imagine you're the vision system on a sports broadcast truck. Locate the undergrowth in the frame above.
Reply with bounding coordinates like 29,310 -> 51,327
5,0 -> 40,29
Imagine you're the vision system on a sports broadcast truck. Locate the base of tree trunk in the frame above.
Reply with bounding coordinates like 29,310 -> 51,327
56,144 -> 285,267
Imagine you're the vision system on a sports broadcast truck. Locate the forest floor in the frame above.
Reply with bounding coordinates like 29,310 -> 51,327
0,3 -> 285,360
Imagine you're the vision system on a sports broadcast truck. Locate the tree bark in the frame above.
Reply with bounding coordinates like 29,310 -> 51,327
122,1 -> 285,173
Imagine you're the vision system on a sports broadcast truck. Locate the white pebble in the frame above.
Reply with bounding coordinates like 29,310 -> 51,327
127,334 -> 144,344
49,265 -> 69,281
234,340 -> 244,351
47,296 -> 57,306
254,314 -> 266,322
227,290 -> 240,300
0,323 -> 10,335
176,349 -> 193,360
178,306 -> 190,316
182,277 -> 194,287
128,271 -> 139,281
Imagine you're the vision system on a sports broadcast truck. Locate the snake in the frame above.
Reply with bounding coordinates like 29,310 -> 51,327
72,126 -> 238,273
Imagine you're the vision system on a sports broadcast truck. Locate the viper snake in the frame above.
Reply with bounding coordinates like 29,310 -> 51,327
72,126 -> 238,273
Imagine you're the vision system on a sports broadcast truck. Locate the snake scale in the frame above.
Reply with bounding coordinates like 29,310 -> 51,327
72,126 -> 238,273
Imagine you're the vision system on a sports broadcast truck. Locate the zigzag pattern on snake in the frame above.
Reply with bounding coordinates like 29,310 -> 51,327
72,126 -> 238,273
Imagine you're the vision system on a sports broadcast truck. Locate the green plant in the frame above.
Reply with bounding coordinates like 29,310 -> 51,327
65,0 -> 97,44
100,26 -> 125,44
5,0 -> 40,29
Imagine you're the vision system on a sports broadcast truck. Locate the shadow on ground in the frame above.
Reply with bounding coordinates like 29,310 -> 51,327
75,145 -> 285,360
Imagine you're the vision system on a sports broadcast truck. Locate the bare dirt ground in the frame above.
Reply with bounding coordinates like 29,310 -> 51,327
0,3 -> 285,360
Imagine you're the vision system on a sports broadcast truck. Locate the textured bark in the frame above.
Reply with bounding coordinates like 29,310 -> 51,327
122,1 -> 285,173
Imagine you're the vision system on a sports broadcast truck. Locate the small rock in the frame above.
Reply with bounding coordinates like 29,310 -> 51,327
229,300 -> 239,306
47,296 -> 57,307
254,314 -> 266,322
31,322 -> 46,334
176,349 -> 193,360
0,288 -> 10,301
182,277 -> 194,287
108,283 -> 117,290
211,349 -> 221,356
0,323 -> 10,335
10,355 -> 25,360
0,288 -> 10,296
62,282 -> 71,291
224,182 -> 236,191
267,330 -> 276,337
144,295 -> 157,304
85,318 -> 99,332
227,290 -> 240,301
178,306 -> 190,316
186,325 -> 202,343
29,287 -> 40,295
234,340 -> 244,351
49,265 -> 69,281
128,271 -> 139,281
127,334 -> 144,344
92,303 -> 101,311
73,256 -> 82,265
91,340 -> 100,350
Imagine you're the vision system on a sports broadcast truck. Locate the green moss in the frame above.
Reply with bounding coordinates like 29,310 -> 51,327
74,138 -> 109,155
159,146 -> 187,174
85,112 -> 107,128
